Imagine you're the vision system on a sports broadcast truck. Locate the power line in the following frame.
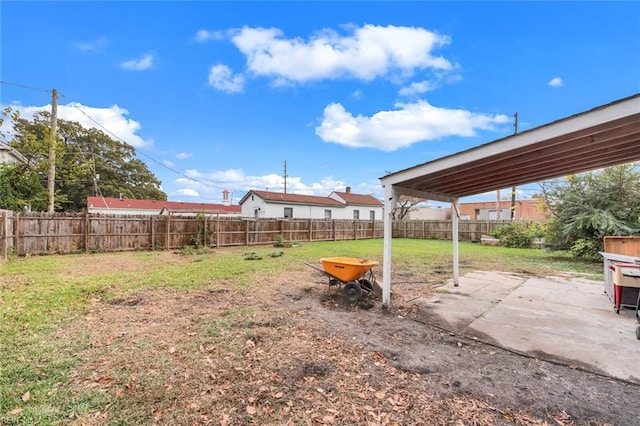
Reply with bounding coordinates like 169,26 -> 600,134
0,80 -> 51,93
67,101 -> 232,193
3,81 -> 236,197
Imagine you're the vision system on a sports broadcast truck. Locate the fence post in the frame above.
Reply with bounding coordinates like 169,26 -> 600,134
1,212 -> 7,260
151,216 -> 156,250
216,214 -> 220,248
13,212 -> 20,256
203,214 -> 208,247
333,220 -> 337,241
353,220 -> 357,240
245,219 -> 249,246
165,215 -> 171,250
309,219 -> 313,242
84,213 -> 90,252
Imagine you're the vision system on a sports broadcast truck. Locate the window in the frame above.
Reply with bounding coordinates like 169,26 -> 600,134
353,210 -> 360,220
284,207 -> 293,218
254,208 -> 260,218
369,210 -> 375,220
324,209 -> 332,219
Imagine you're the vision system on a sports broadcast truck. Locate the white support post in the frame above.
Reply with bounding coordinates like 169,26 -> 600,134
452,199 -> 460,286
382,184 -> 397,308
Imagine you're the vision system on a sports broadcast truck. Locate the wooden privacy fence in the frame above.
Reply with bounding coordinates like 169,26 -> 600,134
0,212 -> 514,257
393,219 -> 512,242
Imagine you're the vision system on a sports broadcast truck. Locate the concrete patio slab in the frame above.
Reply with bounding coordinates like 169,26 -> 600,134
421,271 -> 640,382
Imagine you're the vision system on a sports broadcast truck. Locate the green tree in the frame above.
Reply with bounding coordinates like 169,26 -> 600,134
4,112 -> 166,211
0,163 -> 48,211
542,164 -> 640,258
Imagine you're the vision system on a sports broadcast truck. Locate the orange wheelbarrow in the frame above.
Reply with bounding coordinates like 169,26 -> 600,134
305,257 -> 379,302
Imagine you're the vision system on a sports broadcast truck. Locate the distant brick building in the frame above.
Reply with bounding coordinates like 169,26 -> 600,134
459,199 -> 548,221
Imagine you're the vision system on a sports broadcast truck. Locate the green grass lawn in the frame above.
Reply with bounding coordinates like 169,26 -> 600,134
0,239 -> 601,423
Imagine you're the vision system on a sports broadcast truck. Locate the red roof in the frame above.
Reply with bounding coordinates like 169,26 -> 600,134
245,190 -> 344,206
331,191 -> 383,206
87,197 -> 241,213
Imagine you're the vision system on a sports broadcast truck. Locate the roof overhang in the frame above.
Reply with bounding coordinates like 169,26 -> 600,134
380,94 -> 640,203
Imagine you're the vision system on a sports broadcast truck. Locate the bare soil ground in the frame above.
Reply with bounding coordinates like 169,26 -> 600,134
61,256 -> 639,425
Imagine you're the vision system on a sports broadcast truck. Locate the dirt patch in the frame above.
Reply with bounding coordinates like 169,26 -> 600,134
57,251 -> 197,278
61,267 -> 639,425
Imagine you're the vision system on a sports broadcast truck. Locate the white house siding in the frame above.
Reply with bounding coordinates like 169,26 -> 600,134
241,198 -> 269,218
243,201 -> 349,219
342,205 -> 383,220
0,150 -> 20,165
240,191 -> 382,220
0,143 -> 27,165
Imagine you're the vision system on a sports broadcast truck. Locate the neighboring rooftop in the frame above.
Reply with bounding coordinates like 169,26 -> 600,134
242,188 -> 382,207
87,196 -> 241,214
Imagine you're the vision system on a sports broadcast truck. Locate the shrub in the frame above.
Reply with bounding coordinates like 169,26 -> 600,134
490,221 -> 547,248
570,238 -> 600,260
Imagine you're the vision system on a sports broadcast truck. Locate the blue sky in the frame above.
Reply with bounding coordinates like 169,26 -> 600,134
1,1 -> 639,205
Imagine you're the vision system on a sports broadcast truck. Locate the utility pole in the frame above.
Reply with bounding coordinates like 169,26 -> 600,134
510,112 -> 518,220
283,160 -> 288,194
47,88 -> 58,213
91,149 -> 99,197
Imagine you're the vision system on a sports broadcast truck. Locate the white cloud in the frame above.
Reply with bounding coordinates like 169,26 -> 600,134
398,80 -> 437,96
120,53 -> 154,71
548,77 -> 563,87
74,36 -> 108,52
163,160 -> 175,168
13,102 -> 151,148
172,188 -> 200,197
351,89 -> 363,100
208,64 -> 244,93
194,29 -> 224,43
316,100 -> 509,151
227,24 -> 452,85
176,152 -> 192,160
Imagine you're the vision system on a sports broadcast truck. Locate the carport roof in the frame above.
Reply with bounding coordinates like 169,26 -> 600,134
380,94 -> 640,203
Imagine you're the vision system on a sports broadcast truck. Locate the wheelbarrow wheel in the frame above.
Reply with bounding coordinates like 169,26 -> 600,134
344,282 -> 362,302
358,279 -> 373,295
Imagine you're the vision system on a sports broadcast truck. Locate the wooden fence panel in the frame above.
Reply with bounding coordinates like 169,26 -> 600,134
0,210 -> 532,258
310,220 -> 334,242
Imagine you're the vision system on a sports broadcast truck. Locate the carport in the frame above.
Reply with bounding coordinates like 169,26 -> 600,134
379,94 -> 640,308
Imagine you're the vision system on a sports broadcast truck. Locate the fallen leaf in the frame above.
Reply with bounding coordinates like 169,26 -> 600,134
374,390 -> 385,399
22,391 -> 30,402
168,347 -> 176,354
246,405 -> 257,415
274,392 -> 284,399
9,408 -> 23,415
